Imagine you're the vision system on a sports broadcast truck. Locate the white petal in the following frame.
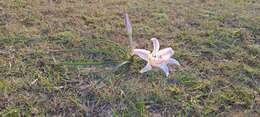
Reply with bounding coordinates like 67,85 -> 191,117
159,64 -> 169,77
151,38 -> 160,53
168,58 -> 180,66
132,49 -> 151,61
140,64 -> 152,73
158,48 -> 174,60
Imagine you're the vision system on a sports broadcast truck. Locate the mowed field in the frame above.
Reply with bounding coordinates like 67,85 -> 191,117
0,0 -> 259,116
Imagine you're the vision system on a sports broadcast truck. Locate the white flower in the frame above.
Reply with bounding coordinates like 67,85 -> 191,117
132,38 -> 180,76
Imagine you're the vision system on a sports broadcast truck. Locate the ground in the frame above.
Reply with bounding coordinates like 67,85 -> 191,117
0,0 -> 259,116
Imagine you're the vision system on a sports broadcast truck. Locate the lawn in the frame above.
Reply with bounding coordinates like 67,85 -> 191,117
0,0 -> 259,116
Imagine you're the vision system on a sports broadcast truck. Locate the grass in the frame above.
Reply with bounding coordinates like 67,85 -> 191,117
0,0 -> 259,116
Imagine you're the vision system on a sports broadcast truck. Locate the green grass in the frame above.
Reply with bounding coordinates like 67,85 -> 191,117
0,0 -> 259,116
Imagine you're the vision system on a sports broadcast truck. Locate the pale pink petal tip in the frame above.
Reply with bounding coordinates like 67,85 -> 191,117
160,64 -> 169,77
168,58 -> 180,66
132,49 -> 151,61
151,38 -> 160,53
140,64 -> 152,73
158,48 -> 174,60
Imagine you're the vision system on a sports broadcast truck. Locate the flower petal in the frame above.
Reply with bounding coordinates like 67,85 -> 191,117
151,38 -> 160,53
168,58 -> 180,66
159,64 -> 169,77
132,49 -> 151,61
158,48 -> 174,60
140,64 -> 152,73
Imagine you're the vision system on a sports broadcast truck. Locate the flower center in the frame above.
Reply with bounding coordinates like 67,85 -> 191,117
148,53 -> 164,67
152,53 -> 161,59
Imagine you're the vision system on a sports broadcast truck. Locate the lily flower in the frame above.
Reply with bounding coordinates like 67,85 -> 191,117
132,38 -> 180,76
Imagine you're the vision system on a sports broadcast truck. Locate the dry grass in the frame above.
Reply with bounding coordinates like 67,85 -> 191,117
0,0 -> 259,116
